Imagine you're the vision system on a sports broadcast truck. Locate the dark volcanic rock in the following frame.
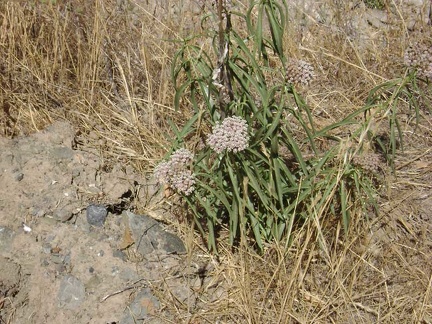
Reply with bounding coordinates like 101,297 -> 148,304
86,204 -> 108,227
125,211 -> 186,255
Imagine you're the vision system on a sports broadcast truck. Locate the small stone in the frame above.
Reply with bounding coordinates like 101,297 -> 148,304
86,204 -> 108,227
112,249 -> 127,261
55,264 -> 67,274
14,172 -> 24,181
53,208 -> 73,222
57,275 -> 86,310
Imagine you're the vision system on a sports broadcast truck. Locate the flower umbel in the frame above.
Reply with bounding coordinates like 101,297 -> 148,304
207,116 -> 250,154
154,148 -> 196,196
286,59 -> 315,86
170,148 -> 194,169
153,161 -> 173,184
171,170 -> 196,196
404,44 -> 432,80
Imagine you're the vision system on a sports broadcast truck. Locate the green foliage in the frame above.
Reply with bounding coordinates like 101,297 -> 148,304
159,0 -> 423,253
363,72 -> 422,171
362,0 -> 385,10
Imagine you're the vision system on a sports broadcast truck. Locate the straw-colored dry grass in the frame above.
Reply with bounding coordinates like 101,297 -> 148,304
1,0 -> 431,323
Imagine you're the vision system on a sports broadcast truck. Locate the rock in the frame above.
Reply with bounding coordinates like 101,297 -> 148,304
86,204 -> 108,227
112,249 -> 127,261
14,172 -> 24,181
125,211 -> 186,256
53,202 -> 80,222
57,275 -> 86,310
120,288 -> 160,324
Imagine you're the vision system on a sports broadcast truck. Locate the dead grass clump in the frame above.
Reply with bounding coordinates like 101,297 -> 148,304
0,0 -> 191,171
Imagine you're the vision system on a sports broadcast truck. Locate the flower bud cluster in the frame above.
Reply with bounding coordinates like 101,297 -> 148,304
286,59 -> 315,86
207,116 -> 250,154
404,44 -> 432,80
154,148 -> 196,196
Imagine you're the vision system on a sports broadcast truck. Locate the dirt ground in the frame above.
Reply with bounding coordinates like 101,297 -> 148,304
0,122 -> 221,323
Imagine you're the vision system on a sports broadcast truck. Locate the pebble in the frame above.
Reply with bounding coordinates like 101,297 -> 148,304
53,203 -> 78,222
86,204 -> 108,227
14,172 -> 24,181
112,249 -> 127,261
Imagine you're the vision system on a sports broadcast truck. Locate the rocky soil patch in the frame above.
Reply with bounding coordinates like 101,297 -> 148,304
0,122 -> 217,323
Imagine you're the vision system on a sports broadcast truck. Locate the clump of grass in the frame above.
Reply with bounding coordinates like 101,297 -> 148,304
363,0 -> 385,10
0,0 -> 182,172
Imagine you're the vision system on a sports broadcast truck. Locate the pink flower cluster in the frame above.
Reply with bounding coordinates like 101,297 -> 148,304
404,44 -> 432,80
286,59 -> 315,86
207,116 -> 250,154
154,148 -> 196,196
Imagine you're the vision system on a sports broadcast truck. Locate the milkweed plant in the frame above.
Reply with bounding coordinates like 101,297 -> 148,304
154,0 -> 428,252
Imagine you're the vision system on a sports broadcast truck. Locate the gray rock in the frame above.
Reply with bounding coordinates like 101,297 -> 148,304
125,211 -> 186,256
53,206 -> 74,222
51,198 -> 81,222
120,288 -> 160,324
112,249 -> 127,261
57,275 -> 86,310
86,204 -> 108,227
14,172 -> 24,182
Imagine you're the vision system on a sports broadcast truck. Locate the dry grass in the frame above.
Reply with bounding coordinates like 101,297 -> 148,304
1,0 -> 431,323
